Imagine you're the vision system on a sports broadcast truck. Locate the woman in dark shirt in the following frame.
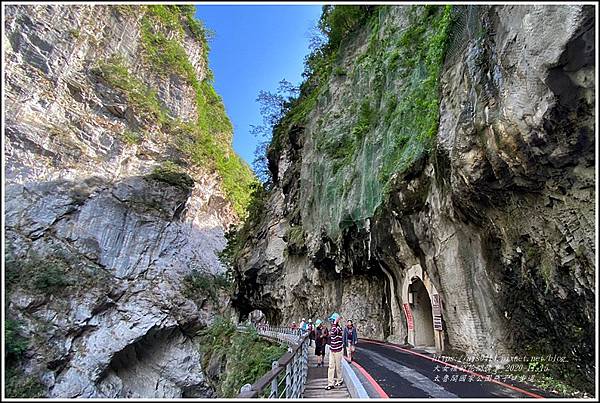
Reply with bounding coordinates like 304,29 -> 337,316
314,319 -> 328,367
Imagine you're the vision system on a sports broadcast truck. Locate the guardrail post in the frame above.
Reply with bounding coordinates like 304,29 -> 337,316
285,358 -> 292,398
270,360 -> 278,398
297,347 -> 302,397
291,350 -> 297,398
298,348 -> 303,397
301,337 -> 308,395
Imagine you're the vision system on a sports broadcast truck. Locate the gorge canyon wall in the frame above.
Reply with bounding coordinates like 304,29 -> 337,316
232,5 -> 595,392
4,4 -> 253,398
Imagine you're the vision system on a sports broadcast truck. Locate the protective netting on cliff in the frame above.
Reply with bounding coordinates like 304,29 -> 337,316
301,6 -> 453,239
444,5 -> 487,67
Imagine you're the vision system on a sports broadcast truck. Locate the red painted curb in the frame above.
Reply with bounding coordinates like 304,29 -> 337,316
363,339 -> 544,399
348,357 -> 390,398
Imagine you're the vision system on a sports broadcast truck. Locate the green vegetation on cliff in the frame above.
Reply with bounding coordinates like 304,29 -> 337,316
97,5 -> 255,217
270,5 -> 375,157
199,318 -> 287,397
95,55 -> 168,126
378,5 -> 453,184
5,252 -> 105,296
217,182 -> 268,268
5,319 -> 45,398
183,269 -> 231,305
266,5 -> 453,237
4,253 -> 48,397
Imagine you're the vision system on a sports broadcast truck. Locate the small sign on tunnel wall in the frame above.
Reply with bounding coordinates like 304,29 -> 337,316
403,303 -> 414,330
432,294 -> 443,330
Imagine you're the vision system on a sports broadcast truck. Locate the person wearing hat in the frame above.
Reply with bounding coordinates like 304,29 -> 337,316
314,319 -> 328,367
326,312 -> 343,390
307,319 -> 314,346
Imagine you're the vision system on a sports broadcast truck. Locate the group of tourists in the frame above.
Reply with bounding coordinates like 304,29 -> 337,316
290,313 -> 358,390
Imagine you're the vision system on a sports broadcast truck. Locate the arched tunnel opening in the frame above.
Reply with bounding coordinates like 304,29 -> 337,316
409,278 -> 435,347
233,294 -> 283,326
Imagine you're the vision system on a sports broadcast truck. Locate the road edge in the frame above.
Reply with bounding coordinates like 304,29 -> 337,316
342,356 -> 370,398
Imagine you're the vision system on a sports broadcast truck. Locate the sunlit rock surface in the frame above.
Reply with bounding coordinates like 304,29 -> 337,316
4,5 -> 236,397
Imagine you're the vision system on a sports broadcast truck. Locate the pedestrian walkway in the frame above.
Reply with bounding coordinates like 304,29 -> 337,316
303,348 -> 350,398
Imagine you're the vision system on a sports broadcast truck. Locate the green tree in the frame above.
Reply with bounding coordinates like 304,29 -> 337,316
250,79 -> 299,183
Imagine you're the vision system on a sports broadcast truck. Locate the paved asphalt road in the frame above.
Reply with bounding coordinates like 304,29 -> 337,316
351,340 -> 557,398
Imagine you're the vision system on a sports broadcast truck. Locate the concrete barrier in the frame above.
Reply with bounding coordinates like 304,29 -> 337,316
342,358 -> 369,398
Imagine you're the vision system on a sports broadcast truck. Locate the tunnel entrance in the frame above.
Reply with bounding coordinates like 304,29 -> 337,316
401,265 -> 445,352
408,278 -> 435,347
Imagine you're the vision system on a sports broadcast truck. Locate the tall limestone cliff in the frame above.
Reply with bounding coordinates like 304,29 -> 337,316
232,5 -> 595,392
4,5 -> 254,398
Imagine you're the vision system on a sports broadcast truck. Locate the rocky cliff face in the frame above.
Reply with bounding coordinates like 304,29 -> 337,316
232,5 -> 595,392
4,5 -> 252,398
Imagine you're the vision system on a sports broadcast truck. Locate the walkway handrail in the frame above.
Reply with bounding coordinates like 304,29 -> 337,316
237,324 -> 310,398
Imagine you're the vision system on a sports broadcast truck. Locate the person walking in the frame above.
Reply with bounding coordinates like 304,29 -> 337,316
326,312 -> 343,390
307,319 -> 314,346
314,319 -> 328,367
343,319 -> 358,362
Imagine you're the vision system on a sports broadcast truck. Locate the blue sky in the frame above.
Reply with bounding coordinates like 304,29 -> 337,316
195,4 -> 323,168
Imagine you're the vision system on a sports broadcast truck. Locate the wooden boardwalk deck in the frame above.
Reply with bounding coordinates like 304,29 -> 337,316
303,345 -> 350,399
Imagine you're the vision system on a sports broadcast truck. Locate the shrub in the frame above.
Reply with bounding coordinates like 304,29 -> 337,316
146,5 -> 183,34
6,254 -> 70,295
319,5 -> 373,49
387,50 -> 400,71
31,264 -> 70,292
199,317 -> 287,397
145,5 -> 211,61
4,367 -> 45,398
220,329 -> 287,397
4,319 -> 45,398
286,226 -> 306,253
5,250 -> 112,299
5,255 -> 21,293
264,5 -> 455,238
378,5 -> 453,186
183,270 -> 231,305
227,181 -> 269,262
351,99 -> 375,142
268,6 -> 377,157
5,319 -> 29,359
121,129 -> 142,145
333,66 -> 346,76
140,20 -> 198,85
98,8 -> 256,218
140,9 -> 255,217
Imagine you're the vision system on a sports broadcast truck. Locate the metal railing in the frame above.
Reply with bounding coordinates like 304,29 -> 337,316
237,324 -> 310,398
